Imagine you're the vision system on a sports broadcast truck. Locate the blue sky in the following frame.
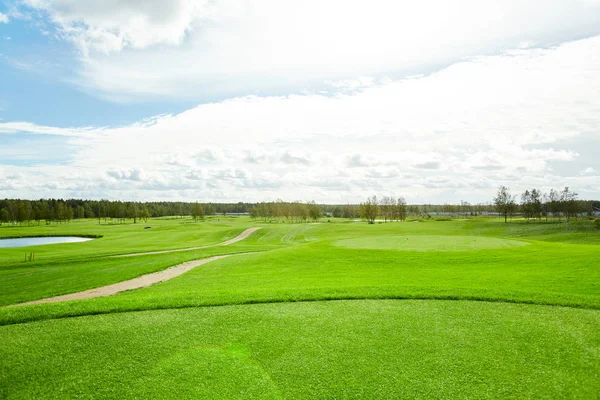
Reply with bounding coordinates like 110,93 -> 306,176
1,1 -> 599,203
0,10 -> 196,126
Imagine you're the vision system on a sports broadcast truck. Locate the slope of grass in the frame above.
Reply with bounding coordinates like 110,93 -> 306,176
1,300 -> 598,399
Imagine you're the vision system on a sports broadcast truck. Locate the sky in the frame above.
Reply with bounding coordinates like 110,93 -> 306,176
0,0 -> 599,204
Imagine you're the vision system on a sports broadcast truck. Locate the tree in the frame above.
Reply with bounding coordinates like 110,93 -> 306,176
530,189 -> 542,220
75,205 -> 85,219
395,197 -> 407,221
0,208 -> 8,226
17,200 -> 32,225
342,204 -> 357,219
191,202 -> 205,222
494,186 -> 516,223
548,188 -> 561,221
138,205 -> 151,222
359,196 -> 379,224
379,196 -> 393,222
32,200 -> 47,225
521,189 -> 542,221
560,187 -> 578,222
84,203 -> 95,219
307,201 -> 322,222
332,206 -> 343,218
125,202 -> 138,223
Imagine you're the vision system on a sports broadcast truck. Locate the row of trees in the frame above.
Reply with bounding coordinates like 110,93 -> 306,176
325,205 -> 360,219
0,198 -> 328,226
359,196 -> 408,224
249,201 -> 322,222
0,199 -> 238,226
0,199 -> 155,226
494,186 -> 589,223
1,190 -> 597,226
0,198 -> 279,226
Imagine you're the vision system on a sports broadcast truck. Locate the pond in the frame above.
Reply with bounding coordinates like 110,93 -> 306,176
0,237 -> 94,248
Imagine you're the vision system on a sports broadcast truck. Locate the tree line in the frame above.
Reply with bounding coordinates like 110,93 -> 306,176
249,201 -> 322,222
355,187 -> 599,224
358,196 -> 408,224
0,198 -> 333,226
494,186 -> 596,223
1,191 -> 597,227
0,199 -> 254,226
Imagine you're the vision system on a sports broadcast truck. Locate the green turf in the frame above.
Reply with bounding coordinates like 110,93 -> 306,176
0,216 -> 599,398
1,219 -> 598,324
333,234 -> 529,251
0,217 -> 258,306
1,300 -> 598,399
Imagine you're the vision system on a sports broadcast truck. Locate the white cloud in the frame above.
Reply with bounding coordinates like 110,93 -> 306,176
107,168 -> 146,181
414,161 -> 442,170
22,0 -> 208,54
579,167 -> 597,175
17,0 -> 600,101
280,151 -> 311,166
0,12 -> 9,23
1,35 -> 599,202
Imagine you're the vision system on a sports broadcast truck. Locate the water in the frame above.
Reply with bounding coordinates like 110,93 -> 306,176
0,236 -> 93,248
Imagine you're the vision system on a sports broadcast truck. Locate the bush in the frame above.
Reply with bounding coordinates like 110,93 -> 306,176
594,219 -> 600,230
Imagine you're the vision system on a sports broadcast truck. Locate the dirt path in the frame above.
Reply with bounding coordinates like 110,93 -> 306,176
112,227 -> 261,258
18,254 -> 240,306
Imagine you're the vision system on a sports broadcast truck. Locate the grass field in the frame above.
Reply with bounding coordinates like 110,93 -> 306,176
0,216 -> 599,398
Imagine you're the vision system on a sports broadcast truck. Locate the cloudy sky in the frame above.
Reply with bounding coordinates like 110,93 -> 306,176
0,0 -> 599,204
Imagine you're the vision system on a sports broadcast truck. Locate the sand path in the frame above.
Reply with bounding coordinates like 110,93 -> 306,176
112,227 -> 261,258
18,254 -> 242,306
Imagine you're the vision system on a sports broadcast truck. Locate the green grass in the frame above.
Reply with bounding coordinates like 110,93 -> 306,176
0,217 -> 254,259
333,234 -> 529,251
1,300 -> 598,399
0,217 -> 259,306
0,216 -> 599,398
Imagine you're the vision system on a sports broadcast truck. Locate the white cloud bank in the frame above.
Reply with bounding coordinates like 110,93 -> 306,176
0,12 -> 9,23
1,35 -> 599,203
17,0 -> 600,101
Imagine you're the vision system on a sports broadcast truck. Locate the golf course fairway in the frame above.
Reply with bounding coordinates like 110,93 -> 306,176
0,216 -> 598,398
